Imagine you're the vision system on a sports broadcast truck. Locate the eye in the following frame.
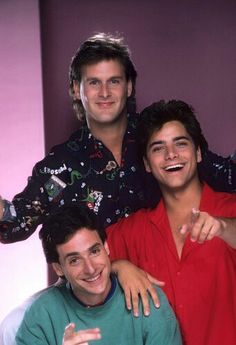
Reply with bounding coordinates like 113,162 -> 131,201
90,246 -> 102,257
88,79 -> 100,86
109,78 -> 120,85
68,257 -> 81,266
152,145 -> 165,153
176,140 -> 188,147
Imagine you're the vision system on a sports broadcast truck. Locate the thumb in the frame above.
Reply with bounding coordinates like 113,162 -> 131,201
147,273 -> 165,286
64,323 -> 76,339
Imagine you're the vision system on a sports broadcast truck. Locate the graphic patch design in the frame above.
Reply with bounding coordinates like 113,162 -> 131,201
44,175 -> 66,200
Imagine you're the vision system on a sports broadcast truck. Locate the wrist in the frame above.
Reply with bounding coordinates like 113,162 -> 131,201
111,259 -> 127,275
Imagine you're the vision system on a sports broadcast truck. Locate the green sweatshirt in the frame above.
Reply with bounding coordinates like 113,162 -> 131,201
16,278 -> 182,345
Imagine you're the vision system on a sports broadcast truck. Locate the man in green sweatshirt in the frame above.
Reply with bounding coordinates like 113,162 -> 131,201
16,205 -> 182,345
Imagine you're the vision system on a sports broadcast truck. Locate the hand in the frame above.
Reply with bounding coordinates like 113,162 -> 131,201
62,323 -> 101,345
111,259 -> 165,317
180,208 -> 224,243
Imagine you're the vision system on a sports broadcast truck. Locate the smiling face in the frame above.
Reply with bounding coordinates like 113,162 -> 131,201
52,228 -> 111,306
73,59 -> 132,131
144,120 -> 202,192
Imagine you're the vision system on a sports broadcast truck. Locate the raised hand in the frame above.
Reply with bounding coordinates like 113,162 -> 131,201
180,208 -> 236,248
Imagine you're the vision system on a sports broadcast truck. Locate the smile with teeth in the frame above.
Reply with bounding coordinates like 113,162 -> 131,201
164,163 -> 184,172
84,273 -> 101,282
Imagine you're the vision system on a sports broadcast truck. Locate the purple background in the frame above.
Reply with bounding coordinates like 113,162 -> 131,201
40,0 -> 236,155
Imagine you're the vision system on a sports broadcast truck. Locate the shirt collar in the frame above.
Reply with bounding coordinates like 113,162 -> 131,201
69,274 -> 117,308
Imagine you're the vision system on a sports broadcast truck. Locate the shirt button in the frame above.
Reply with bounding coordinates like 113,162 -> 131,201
177,271 -> 181,276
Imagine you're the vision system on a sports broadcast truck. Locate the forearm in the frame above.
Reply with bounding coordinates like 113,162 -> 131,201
0,193 -> 48,244
218,217 -> 236,249
111,259 -> 128,275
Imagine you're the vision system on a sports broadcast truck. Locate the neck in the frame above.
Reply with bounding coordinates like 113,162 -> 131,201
88,114 -> 127,166
162,179 -> 202,212
71,276 -> 114,307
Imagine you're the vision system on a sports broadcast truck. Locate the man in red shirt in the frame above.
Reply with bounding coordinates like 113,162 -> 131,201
107,100 -> 236,345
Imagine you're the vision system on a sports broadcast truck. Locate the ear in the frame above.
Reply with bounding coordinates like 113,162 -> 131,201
104,241 -> 110,256
52,262 -> 64,278
143,157 -> 152,173
196,147 -> 202,163
127,80 -> 132,98
73,81 -> 80,100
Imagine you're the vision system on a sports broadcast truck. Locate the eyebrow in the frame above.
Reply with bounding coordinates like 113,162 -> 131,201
148,135 -> 191,149
64,242 -> 102,260
86,76 -> 124,82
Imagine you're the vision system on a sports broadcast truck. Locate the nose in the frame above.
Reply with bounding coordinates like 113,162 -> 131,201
99,83 -> 110,98
165,145 -> 178,160
83,258 -> 96,275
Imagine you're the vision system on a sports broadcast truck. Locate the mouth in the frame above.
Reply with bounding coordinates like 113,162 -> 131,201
83,273 -> 102,283
163,163 -> 184,172
96,102 -> 114,108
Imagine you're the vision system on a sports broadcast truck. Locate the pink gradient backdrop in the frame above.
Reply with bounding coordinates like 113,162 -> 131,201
0,1 -> 47,321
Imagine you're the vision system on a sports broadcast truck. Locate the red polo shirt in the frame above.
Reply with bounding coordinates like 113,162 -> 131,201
107,184 -> 236,345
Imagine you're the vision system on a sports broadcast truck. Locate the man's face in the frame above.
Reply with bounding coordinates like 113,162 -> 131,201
73,59 -> 132,129
52,228 -> 111,306
144,120 -> 202,192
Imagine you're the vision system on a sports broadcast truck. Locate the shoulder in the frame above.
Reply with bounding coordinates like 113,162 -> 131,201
123,208 -> 150,223
50,127 -> 87,155
144,286 -> 181,335
202,184 -> 236,216
148,286 -> 180,329
33,127 -> 88,171
107,208 -> 150,233
23,283 -> 67,318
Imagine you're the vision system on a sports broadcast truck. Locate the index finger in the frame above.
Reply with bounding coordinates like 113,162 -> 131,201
191,208 -> 200,225
73,329 -> 101,343
179,208 -> 200,235
63,325 -> 101,344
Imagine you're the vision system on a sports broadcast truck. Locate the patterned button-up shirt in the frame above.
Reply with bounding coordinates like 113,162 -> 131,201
0,114 -> 161,243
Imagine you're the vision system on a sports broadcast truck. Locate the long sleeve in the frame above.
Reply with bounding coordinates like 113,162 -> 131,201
0,146 -> 69,243
199,149 -> 236,193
